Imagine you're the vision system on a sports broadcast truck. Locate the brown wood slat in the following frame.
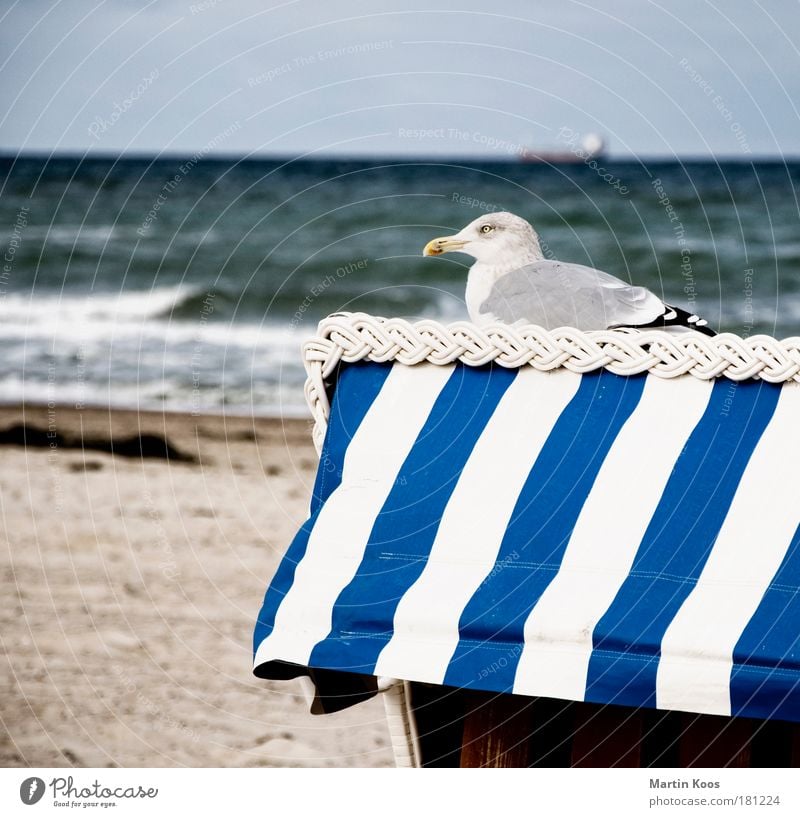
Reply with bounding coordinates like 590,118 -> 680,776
450,690 -> 794,768
641,709 -> 683,767
527,698 -> 575,767
678,714 -> 753,767
460,689 -> 535,767
749,718 -> 792,767
790,722 -> 800,767
571,703 -> 643,767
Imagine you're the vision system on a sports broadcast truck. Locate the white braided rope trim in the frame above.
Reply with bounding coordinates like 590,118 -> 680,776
303,312 -> 800,453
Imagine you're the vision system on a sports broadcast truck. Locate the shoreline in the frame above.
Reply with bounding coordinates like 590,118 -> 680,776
0,402 -> 392,768
0,399 -> 315,423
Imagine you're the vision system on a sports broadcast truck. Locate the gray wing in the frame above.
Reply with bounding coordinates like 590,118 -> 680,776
479,260 -> 666,330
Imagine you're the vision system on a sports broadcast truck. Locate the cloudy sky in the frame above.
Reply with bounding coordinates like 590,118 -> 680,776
1,0 -> 798,159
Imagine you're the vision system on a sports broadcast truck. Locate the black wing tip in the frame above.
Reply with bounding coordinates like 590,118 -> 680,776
633,305 -> 717,336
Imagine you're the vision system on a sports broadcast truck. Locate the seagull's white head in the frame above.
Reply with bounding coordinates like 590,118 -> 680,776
422,211 -> 544,267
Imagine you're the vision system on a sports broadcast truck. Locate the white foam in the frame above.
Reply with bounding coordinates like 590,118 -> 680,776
0,286 -> 301,350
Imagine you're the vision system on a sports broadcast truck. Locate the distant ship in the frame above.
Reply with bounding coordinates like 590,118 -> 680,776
520,132 -> 606,164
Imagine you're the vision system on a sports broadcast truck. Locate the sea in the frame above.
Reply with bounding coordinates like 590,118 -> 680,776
1,155 -> 798,416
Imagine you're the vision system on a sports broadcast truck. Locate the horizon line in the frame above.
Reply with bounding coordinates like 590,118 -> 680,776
1,149 -> 798,165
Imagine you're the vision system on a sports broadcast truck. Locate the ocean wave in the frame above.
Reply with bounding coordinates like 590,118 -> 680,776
0,282 -> 292,333
20,225 -> 117,247
166,287 -> 237,319
0,314 -> 303,351
14,225 -> 221,248
0,283 -> 199,321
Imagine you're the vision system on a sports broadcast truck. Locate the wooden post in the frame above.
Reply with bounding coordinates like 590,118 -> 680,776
678,714 -> 752,767
571,703 -> 643,767
640,709 -> 682,767
792,722 -> 800,767
527,698 -> 575,767
460,690 -> 535,767
749,718 -> 791,767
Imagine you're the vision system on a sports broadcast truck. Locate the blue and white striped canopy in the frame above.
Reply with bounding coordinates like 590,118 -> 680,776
254,360 -> 800,722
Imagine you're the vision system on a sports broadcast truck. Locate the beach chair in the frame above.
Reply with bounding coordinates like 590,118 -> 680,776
254,312 -> 800,767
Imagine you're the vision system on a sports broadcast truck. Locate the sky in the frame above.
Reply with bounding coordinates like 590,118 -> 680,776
1,0 -> 799,159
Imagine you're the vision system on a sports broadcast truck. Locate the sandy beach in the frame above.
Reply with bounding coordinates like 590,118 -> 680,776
0,403 -> 392,768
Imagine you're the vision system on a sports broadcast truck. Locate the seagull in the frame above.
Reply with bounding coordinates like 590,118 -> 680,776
422,211 -> 714,335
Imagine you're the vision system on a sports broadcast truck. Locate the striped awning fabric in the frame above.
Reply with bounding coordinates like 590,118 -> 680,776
254,359 -> 800,722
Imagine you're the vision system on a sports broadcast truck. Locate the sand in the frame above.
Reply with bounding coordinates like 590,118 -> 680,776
0,404 -> 392,768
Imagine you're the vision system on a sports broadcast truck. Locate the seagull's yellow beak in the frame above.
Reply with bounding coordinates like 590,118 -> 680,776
422,236 -> 468,256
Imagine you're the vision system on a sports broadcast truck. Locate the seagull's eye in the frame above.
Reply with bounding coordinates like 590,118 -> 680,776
480,224 -> 493,234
